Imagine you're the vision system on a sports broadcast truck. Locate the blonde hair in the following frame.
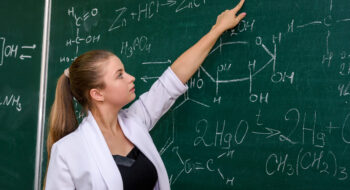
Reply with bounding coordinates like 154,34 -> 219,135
44,50 -> 114,188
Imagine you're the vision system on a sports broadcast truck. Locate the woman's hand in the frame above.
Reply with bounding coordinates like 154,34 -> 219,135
212,0 -> 247,34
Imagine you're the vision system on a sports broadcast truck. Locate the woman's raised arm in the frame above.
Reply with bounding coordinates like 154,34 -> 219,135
171,0 -> 246,84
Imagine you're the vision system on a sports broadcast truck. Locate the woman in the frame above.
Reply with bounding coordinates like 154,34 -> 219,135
44,0 -> 246,189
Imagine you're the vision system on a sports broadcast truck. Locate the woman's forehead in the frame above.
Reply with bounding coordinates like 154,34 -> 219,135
107,55 -> 124,70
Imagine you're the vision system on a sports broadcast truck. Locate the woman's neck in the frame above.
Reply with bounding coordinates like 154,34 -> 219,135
91,105 -> 121,135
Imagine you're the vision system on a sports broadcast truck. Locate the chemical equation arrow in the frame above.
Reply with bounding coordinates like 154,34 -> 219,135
141,76 -> 159,83
251,127 -> 281,139
21,44 -> 36,49
142,59 -> 172,65
20,55 -> 32,60
252,127 -> 297,144
161,0 -> 177,7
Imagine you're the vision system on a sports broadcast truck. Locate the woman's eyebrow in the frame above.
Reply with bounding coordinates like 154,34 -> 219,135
114,68 -> 124,75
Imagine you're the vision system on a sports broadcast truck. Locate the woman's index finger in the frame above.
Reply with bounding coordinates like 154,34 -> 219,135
232,0 -> 245,14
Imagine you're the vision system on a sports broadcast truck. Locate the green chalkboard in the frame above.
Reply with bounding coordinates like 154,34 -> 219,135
0,0 -> 44,189
44,0 -> 350,189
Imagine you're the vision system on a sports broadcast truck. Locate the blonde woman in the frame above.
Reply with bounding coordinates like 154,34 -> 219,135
44,1 -> 246,189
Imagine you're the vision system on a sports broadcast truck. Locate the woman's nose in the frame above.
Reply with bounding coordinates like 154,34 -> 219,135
128,73 -> 135,82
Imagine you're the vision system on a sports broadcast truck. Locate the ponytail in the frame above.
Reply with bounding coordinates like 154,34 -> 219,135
47,73 -> 78,162
43,74 -> 77,189
47,74 -> 78,157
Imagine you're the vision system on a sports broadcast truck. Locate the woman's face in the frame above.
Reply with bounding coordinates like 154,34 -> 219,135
99,55 -> 136,107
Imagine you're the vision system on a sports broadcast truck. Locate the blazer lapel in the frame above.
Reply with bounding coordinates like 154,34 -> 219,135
118,111 -> 170,190
81,111 -> 123,190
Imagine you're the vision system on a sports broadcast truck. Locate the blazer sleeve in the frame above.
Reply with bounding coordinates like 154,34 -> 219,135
125,67 -> 188,131
45,143 -> 75,190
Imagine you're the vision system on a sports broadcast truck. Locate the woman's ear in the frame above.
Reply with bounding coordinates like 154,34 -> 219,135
89,88 -> 104,102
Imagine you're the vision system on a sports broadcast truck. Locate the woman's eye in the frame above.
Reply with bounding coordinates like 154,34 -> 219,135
118,73 -> 123,78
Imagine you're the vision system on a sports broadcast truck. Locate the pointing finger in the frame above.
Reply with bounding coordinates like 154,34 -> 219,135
232,0 -> 245,14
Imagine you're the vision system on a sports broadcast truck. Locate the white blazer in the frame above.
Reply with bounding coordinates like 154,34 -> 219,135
45,67 -> 188,190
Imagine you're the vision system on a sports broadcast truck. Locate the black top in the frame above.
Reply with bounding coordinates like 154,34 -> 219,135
112,146 -> 158,190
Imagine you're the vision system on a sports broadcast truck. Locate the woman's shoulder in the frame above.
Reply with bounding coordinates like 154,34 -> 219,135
54,114 -> 92,146
52,125 -> 83,152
